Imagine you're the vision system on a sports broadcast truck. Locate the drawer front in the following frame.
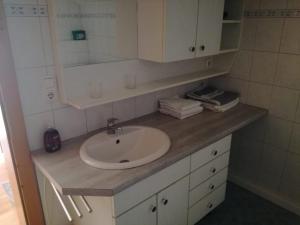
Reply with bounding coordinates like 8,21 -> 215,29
114,156 -> 190,217
188,184 -> 226,225
190,152 -> 230,190
189,168 -> 228,207
116,196 -> 157,225
191,135 -> 231,171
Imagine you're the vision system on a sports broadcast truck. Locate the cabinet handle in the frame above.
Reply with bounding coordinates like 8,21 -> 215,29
209,184 -> 215,190
161,198 -> 169,205
50,183 -> 72,222
207,202 -> 213,209
68,196 -> 82,218
150,205 -> 157,213
200,45 -> 205,51
211,150 -> 218,156
80,196 -> 92,213
210,167 -> 217,174
189,46 -> 196,52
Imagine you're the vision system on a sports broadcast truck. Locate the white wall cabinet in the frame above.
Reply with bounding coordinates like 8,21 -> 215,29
44,135 -> 232,225
138,0 -> 225,62
196,0 -> 225,57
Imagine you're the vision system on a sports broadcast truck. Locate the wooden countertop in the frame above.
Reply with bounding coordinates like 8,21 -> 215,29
32,104 -> 267,197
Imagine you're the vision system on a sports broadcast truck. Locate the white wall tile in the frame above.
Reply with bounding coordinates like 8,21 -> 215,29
255,19 -> 284,52
289,123 -> 300,154
269,86 -> 299,121
54,107 -> 87,140
3,0 -> 37,4
86,103 -> 112,132
24,111 -> 54,151
279,153 -> 300,203
240,19 -> 257,50
135,93 -> 158,118
260,0 -> 288,9
265,116 -> 293,149
287,0 -> 300,8
275,54 -> 300,90
250,52 -> 277,85
112,98 -> 136,122
230,51 -> 253,80
40,16 -> 54,66
280,19 -> 300,54
6,16 -> 45,68
16,67 -> 52,115
246,82 -> 272,109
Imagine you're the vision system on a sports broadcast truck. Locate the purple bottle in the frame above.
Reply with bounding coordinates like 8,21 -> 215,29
44,128 -> 61,153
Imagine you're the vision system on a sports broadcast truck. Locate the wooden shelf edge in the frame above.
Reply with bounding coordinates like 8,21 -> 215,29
222,20 -> 241,24
67,69 -> 229,110
219,49 -> 239,54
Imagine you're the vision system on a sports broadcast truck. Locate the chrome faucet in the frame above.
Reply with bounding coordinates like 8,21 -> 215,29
107,118 -> 122,135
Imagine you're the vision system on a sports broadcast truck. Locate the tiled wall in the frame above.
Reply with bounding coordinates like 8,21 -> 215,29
2,0 -> 207,151
211,0 -> 300,209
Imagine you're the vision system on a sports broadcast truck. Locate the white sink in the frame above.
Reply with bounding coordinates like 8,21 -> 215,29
80,126 -> 171,170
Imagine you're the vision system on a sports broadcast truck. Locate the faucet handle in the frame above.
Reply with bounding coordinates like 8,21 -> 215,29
107,118 -> 119,126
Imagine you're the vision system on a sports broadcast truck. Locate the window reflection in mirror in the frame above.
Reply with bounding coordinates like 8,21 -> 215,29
53,0 -> 137,67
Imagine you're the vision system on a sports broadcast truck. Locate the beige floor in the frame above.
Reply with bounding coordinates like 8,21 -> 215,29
0,153 -> 20,225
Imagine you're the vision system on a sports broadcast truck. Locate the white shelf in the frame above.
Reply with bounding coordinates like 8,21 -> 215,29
222,20 -> 241,24
67,69 -> 229,109
219,49 -> 239,54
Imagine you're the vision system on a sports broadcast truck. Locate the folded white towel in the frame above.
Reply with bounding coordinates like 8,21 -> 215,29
159,106 -> 204,120
159,96 -> 201,112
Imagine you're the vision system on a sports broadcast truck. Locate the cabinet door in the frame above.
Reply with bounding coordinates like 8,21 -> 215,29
157,176 -> 189,225
196,0 -> 225,57
116,196 -> 157,225
164,0 -> 198,62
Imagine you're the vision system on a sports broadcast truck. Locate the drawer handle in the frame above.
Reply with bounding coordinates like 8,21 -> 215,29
211,150 -> 218,156
207,202 -> 213,209
161,198 -> 169,205
189,46 -> 196,52
210,167 -> 217,174
209,184 -> 215,190
150,205 -> 157,213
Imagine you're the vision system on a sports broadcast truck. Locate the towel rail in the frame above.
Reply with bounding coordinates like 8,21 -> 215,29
50,183 -> 72,222
80,196 -> 92,213
68,196 -> 82,217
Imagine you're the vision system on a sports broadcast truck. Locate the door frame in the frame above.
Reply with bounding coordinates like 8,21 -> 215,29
0,1 -> 45,225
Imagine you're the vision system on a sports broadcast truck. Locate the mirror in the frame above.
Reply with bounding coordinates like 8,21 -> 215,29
51,0 -> 138,68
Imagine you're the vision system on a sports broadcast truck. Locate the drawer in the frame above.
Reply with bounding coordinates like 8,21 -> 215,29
188,184 -> 226,225
191,135 -> 231,171
190,152 -> 230,190
113,156 -> 190,217
189,168 -> 228,207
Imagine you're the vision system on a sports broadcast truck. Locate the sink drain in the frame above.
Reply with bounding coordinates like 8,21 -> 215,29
119,159 -> 130,163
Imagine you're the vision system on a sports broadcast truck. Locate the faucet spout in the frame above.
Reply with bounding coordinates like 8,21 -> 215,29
107,118 -> 120,135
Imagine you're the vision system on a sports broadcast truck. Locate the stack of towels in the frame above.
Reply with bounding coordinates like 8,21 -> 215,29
187,86 -> 240,112
159,96 -> 204,120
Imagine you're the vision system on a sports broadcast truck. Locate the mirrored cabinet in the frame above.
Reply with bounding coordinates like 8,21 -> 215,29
49,0 -> 138,68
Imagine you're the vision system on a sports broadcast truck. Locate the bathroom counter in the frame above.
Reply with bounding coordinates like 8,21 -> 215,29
32,104 -> 267,196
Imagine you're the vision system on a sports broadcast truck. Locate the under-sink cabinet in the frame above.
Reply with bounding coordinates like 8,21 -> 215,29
47,135 -> 232,225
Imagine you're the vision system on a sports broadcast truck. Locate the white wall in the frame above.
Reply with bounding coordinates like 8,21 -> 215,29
3,0 -> 208,151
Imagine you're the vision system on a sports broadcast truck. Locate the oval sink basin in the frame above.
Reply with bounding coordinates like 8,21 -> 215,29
80,126 -> 171,170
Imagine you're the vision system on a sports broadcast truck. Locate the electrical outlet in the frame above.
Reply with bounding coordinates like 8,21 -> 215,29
44,77 -> 56,101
